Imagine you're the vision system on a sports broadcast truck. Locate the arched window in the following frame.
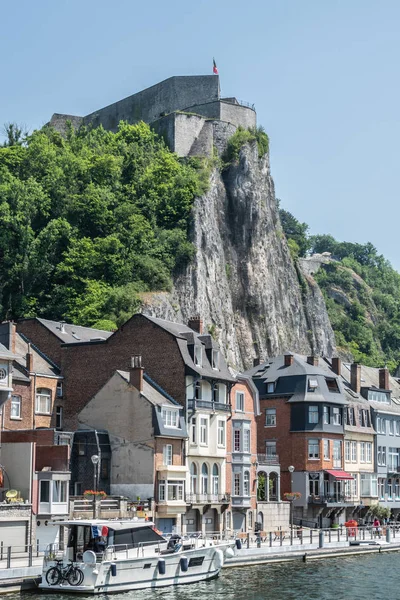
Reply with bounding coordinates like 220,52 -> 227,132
35,388 -> 51,415
201,463 -> 208,495
190,463 -> 197,494
243,471 -> 250,496
212,463 -> 219,495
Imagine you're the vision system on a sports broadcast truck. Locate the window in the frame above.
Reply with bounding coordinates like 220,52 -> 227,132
0,366 -> 8,382
162,407 -> 179,428
308,379 -> 318,391
360,442 -> 365,463
388,479 -> 393,500
226,511 -> 231,530
395,479 -> 400,499
326,378 -> 339,393
324,439 -> 330,460
378,478 -> 385,500
212,384 -> 220,403
265,408 -> 276,427
190,418 -> 197,444
244,429 -> 251,453
376,417 -> 381,433
345,440 -> 350,462
359,409 -> 366,428
10,395 -> 21,419
378,446 -> 386,466
347,407 -> 355,426
366,442 -> 372,463
53,480 -> 67,503
308,405 -> 319,424
351,474 -> 358,498
194,346 -> 202,367
266,441 -> 277,457
236,392 -> 244,412
163,444 -> 173,466
194,381 -> 202,400
332,407 -> 341,425
40,480 -> 50,503
234,473 -> 240,496
35,388 -> 51,414
159,480 -> 184,501
396,422 -> 400,436
100,458 -> 109,479
389,420 -> 395,436
212,350 -> 220,370
351,441 -> 357,463
248,510 -> 253,528
309,473 -> 319,496
217,420 -> 225,447
323,406 -> 330,425
308,439 -> 319,459
56,406 -> 63,430
200,418 -> 208,445
190,463 -> 197,493
267,382 -> 275,394
77,440 -> 86,456
368,390 -> 390,403
56,382 -> 63,398
159,480 -> 165,501
381,418 -> 387,434
234,429 -> 241,452
212,464 -> 219,495
361,474 -> 378,497
243,471 -> 250,496
333,440 -> 342,464
201,463 -> 208,494
389,447 -> 399,472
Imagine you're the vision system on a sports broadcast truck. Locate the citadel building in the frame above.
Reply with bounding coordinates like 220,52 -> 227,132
50,75 -> 256,157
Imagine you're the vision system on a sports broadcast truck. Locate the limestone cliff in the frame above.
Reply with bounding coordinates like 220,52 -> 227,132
141,141 -> 336,369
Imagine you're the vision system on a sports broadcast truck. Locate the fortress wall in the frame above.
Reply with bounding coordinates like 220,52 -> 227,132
182,101 -> 222,120
220,101 -> 256,129
82,75 -> 220,132
212,120 -> 237,155
49,113 -> 84,135
174,114 -> 211,157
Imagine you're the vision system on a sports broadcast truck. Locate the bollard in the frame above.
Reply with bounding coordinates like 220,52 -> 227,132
247,533 -> 250,549
6,547 -> 11,569
36,539 -> 39,557
319,531 -> 324,549
310,530 -> 313,544
0,541 -> 3,561
386,527 -> 391,543
269,531 -> 272,547
256,532 -> 261,549
328,530 -> 331,543
280,531 -> 283,546
28,545 -> 32,567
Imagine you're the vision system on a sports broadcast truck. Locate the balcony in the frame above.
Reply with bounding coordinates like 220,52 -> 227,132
257,454 -> 280,466
308,494 -> 355,506
231,496 -> 252,508
188,399 -> 230,412
185,493 -> 231,505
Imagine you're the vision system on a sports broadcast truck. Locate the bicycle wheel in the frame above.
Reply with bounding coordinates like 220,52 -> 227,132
46,566 -> 62,585
67,567 -> 84,586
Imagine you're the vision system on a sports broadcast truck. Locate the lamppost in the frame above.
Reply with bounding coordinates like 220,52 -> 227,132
91,455 -> 100,519
288,465 -> 295,544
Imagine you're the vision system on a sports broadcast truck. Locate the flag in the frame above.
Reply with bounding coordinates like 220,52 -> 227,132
91,525 -> 108,538
213,59 -> 218,75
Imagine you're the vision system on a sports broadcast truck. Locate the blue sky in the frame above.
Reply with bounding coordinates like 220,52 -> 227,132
2,0 -> 400,268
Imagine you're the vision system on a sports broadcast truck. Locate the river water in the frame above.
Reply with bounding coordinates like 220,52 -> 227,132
15,553 -> 398,600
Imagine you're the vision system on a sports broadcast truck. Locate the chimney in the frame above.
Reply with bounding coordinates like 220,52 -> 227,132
307,355 -> 319,366
350,363 -> 361,394
129,355 -> 144,392
253,357 -> 260,367
188,316 -> 203,334
26,343 -> 33,372
0,321 -> 16,352
284,354 -> 294,367
379,367 -> 390,391
59,322 -> 66,334
331,357 -> 341,376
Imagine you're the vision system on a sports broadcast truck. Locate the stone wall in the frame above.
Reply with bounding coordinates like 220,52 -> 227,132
213,121 -> 237,155
257,501 -> 290,532
220,101 -> 256,129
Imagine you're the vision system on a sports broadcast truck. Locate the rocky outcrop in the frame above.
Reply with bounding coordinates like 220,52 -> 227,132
142,141 -> 336,369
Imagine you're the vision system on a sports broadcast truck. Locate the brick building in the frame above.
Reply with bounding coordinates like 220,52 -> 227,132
246,354 -> 352,528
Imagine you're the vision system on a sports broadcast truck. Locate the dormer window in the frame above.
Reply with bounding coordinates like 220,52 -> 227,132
267,382 -> 275,394
326,378 -> 339,393
368,390 -> 390,404
308,379 -> 318,392
212,350 -> 220,370
162,407 -> 179,428
194,346 -> 202,367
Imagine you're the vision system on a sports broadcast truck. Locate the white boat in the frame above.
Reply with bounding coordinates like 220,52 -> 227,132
39,519 -> 235,594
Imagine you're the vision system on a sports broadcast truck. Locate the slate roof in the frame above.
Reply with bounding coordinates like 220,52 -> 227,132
21,318 -> 113,345
0,343 -> 19,361
15,333 -> 60,377
144,315 -> 235,382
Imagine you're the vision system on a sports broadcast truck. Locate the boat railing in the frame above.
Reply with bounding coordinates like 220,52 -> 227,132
104,544 -> 129,560
44,543 -> 64,563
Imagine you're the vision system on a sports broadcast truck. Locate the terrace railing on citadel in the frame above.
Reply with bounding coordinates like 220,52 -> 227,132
222,98 -> 256,111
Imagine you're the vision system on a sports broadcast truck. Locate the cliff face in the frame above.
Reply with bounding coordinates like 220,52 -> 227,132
142,142 -> 336,369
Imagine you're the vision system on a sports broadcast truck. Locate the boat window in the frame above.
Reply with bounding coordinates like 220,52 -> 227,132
113,527 -> 165,548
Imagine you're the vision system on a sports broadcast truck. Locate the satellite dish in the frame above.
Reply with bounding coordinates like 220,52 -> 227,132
6,490 -> 18,498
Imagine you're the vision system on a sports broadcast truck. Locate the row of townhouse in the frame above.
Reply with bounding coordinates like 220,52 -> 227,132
0,315 -> 268,542
245,353 -> 400,528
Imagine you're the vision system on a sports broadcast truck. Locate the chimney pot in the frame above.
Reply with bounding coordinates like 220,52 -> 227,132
307,355 -> 319,366
351,363 -> 361,394
59,322 -> 66,333
188,316 -> 203,334
284,354 -> 294,367
26,343 -> 33,372
332,357 -> 341,376
379,367 -> 389,391
129,355 -> 144,392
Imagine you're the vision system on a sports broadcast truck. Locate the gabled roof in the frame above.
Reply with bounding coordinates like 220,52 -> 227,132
0,343 -> 19,362
15,333 -> 61,377
20,318 -> 113,345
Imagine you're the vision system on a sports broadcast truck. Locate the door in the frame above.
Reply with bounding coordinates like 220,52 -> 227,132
185,509 -> 198,533
157,518 -> 174,535
0,522 -> 27,549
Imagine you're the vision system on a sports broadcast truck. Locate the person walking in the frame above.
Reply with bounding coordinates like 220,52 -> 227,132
373,517 -> 381,538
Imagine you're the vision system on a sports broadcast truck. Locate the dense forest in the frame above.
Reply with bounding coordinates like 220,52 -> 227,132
279,205 -> 400,371
0,122 -> 211,330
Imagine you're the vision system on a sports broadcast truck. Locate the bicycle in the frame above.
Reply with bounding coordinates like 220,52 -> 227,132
45,559 -> 84,586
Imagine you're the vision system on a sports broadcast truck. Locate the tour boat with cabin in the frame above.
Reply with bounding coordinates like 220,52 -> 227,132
39,519 -> 235,594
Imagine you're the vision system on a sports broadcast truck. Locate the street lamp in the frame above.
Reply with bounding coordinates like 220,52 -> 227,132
91,455 -> 100,519
288,466 -> 295,544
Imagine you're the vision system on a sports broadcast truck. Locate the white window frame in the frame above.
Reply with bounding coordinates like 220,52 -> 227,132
267,382 -> 275,394
217,420 -> 226,447
162,407 -> 179,428
235,391 -> 245,412
243,471 -> 250,496
308,439 -> 319,459
194,346 -> 202,367
234,429 -> 241,452
360,442 -> 365,463
324,439 -> 330,460
53,480 -> 67,503
308,405 -> 319,424
265,408 -> 276,427
243,429 -> 251,453
366,442 -> 372,463
35,388 -> 51,415
163,444 -> 173,466
190,417 -> 197,444
332,407 -> 341,425
266,441 -> 277,458
389,420 -> 395,436
234,473 -> 241,496
345,440 -> 350,462
10,395 -> 21,420
211,350 -> 220,370
200,418 -> 208,446
323,406 -> 329,424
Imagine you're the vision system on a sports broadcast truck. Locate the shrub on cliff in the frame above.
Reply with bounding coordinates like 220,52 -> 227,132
0,121 -> 205,326
224,126 -> 269,164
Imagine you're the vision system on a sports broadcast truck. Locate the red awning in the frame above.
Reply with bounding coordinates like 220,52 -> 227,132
325,470 -> 354,480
